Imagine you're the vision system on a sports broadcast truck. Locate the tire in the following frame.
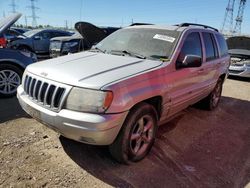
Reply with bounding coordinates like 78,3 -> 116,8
199,78 -> 223,110
109,102 -> 158,164
0,64 -> 23,97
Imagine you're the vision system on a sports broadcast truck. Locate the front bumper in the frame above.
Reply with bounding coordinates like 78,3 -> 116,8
17,86 -> 128,145
228,64 -> 250,78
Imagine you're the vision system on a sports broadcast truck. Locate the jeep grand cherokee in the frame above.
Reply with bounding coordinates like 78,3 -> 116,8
17,23 -> 230,163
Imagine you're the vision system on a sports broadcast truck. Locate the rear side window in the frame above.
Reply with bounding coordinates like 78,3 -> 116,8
177,32 -> 202,62
202,32 -> 217,61
215,34 -> 228,57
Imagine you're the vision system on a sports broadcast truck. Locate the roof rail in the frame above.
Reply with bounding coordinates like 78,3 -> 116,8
130,23 -> 153,26
176,23 -> 219,32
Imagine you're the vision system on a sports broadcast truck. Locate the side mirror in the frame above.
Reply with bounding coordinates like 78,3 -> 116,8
177,55 -> 202,69
34,36 -> 41,40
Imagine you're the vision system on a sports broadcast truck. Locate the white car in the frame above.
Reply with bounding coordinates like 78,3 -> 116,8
17,23 -> 230,163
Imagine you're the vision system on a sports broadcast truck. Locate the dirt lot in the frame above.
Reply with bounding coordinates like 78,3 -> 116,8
0,77 -> 250,188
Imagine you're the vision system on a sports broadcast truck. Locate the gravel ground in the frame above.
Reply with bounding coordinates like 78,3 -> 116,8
0,77 -> 249,188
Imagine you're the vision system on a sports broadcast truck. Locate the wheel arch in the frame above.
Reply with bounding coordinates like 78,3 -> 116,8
219,73 -> 227,83
0,60 -> 25,72
129,96 -> 163,121
17,44 -> 34,53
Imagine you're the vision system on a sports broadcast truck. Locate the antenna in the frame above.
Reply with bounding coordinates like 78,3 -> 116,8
233,0 -> 247,34
27,0 -> 39,28
221,0 -> 236,34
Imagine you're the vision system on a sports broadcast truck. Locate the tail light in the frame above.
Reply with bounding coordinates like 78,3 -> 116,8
0,37 -> 7,48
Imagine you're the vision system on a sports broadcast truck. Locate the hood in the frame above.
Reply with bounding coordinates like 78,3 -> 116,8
229,49 -> 250,59
227,36 -> 250,50
51,31 -> 82,42
0,13 -> 21,35
27,52 -> 162,89
75,22 -> 108,47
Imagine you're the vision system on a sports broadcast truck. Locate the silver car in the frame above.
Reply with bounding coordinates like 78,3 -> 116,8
17,23 -> 230,163
228,49 -> 250,77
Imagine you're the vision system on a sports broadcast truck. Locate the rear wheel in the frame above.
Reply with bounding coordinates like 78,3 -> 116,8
109,103 -> 158,164
0,64 -> 22,97
200,78 -> 223,110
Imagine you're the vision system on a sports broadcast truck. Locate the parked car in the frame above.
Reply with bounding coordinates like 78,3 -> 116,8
17,23 -> 230,163
9,29 -> 72,58
227,36 -> 250,78
0,28 -> 22,48
4,28 -> 22,41
11,27 -> 30,34
0,33 -> 7,48
50,22 -> 120,58
0,13 -> 37,97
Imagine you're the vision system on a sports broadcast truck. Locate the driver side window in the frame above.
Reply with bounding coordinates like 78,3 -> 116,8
36,32 -> 51,40
177,32 -> 202,64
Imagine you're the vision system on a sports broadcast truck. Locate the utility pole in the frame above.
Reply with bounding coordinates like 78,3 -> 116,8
233,0 -> 247,34
65,20 -> 68,30
9,0 -> 17,13
27,0 -> 39,28
25,16 -> 28,28
221,0 -> 236,34
80,0 -> 83,20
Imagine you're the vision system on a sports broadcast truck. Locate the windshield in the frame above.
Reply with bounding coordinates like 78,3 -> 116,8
23,30 -> 40,37
96,28 -> 180,60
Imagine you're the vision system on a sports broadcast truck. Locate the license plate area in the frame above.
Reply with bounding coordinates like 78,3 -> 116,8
25,103 -> 41,120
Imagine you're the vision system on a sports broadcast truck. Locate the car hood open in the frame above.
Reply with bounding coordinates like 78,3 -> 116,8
227,36 -> 250,51
0,13 -> 21,35
26,51 -> 163,89
74,22 -> 109,47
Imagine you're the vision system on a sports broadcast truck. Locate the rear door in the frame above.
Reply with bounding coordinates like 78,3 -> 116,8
199,32 -> 220,92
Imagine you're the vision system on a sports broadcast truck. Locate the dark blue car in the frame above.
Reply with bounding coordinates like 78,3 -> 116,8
0,13 -> 37,97
10,28 -> 72,58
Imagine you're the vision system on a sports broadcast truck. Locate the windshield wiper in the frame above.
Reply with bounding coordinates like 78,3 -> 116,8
110,50 -> 146,59
89,47 -> 106,53
150,55 -> 169,62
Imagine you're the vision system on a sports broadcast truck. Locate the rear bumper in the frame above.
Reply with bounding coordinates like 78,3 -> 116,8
17,86 -> 128,145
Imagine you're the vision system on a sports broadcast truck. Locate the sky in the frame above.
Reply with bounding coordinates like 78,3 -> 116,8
0,0 -> 249,34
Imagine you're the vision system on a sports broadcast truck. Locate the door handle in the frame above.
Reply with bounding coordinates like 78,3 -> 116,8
198,68 -> 204,73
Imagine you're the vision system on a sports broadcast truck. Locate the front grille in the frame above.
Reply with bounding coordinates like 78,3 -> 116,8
231,63 -> 244,67
50,41 -> 62,50
229,69 -> 244,74
23,75 -> 69,111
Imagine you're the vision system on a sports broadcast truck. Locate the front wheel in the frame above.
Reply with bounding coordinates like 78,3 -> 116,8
109,103 -> 158,164
0,64 -> 22,97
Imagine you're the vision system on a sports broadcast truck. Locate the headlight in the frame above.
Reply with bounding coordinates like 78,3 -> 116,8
65,87 -> 113,113
62,42 -> 78,51
243,60 -> 250,67
20,51 -> 37,62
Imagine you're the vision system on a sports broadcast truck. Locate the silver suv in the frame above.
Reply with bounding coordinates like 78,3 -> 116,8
17,23 -> 230,163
